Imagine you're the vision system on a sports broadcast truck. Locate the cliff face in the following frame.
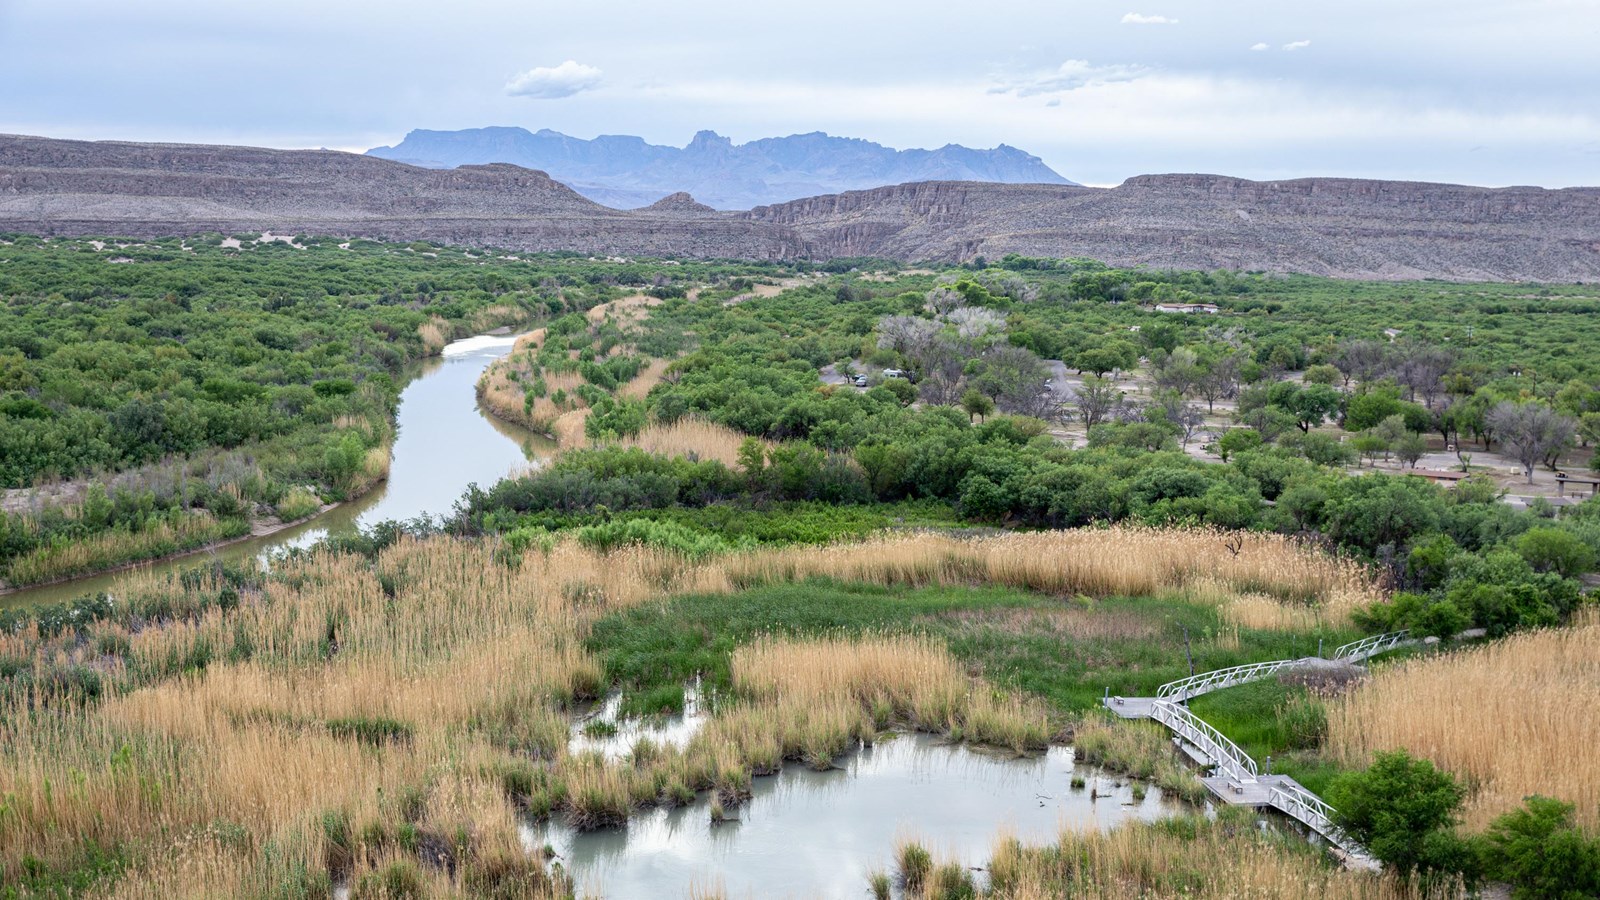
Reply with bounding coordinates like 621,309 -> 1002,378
0,134 -> 804,259
4,134 -> 1599,281
747,177 -> 1600,281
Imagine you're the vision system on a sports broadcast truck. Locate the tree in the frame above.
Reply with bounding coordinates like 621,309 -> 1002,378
1074,341 -> 1138,377
1394,431 -> 1429,468
1394,342 -> 1454,408
960,388 -> 995,423
1344,386 -> 1407,432
1333,339 -> 1389,388
1214,428 -> 1262,461
1480,796 -> 1600,900
1514,527 -> 1597,578
1152,346 -> 1202,396
1148,390 -> 1205,448
1487,401 -> 1577,483
1579,411 -> 1600,450
1195,352 -> 1241,412
1352,433 -> 1388,467
877,378 -> 917,407
1328,750 -> 1466,879
1071,375 -> 1122,428
1283,383 -> 1342,432
1303,363 -> 1342,386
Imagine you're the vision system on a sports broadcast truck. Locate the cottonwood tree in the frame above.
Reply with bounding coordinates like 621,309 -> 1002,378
972,344 -> 1050,413
1486,401 -> 1576,483
1195,352 -> 1241,412
915,338 -> 967,406
947,306 -> 1007,345
875,315 -> 939,359
1152,346 -> 1202,397
1395,343 -> 1454,409
1333,339 -> 1389,388
923,286 -> 965,316
1071,375 -> 1122,428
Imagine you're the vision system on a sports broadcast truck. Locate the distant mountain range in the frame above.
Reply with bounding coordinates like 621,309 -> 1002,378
5,133 -> 1599,281
365,127 -> 1075,209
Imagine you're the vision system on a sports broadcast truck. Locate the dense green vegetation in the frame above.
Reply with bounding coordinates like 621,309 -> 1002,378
0,235 -> 788,585
1328,751 -> 1600,898
461,265 -> 1600,642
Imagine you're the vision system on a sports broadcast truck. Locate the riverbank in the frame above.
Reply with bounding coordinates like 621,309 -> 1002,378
0,500 -> 345,598
1,328 -> 550,609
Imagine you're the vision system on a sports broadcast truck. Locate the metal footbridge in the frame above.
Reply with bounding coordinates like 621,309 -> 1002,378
1100,630 -> 1413,870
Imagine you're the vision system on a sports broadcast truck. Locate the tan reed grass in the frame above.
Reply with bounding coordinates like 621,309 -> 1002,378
1327,616 -> 1600,831
417,318 -> 448,355
0,526 -> 1381,892
980,819 -> 1442,899
616,357 -> 671,401
606,417 -> 754,467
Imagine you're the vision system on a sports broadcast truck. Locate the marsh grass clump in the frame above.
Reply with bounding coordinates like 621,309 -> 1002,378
1072,715 -> 1206,805
562,755 -> 636,831
896,840 -> 933,892
981,817 -> 1438,899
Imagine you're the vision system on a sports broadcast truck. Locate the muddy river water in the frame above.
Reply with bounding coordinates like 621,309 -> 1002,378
3,332 -> 553,609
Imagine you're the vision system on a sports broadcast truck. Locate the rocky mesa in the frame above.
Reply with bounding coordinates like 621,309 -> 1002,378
4,134 -> 1599,281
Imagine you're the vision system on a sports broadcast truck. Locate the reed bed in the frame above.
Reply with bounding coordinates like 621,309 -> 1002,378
418,318 -> 448,355
3,510 -> 245,586
552,409 -> 591,449
608,417 -> 753,467
719,529 -> 1377,624
1,527 -> 1378,892
585,292 -> 659,326
475,356 -> 590,434
616,357 -> 672,401
974,820 -> 1444,899
1327,614 -> 1600,831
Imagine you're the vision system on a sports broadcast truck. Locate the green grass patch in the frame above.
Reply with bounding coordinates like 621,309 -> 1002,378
586,578 -> 1362,716
3,842 -> 127,899
1187,680 -> 1351,795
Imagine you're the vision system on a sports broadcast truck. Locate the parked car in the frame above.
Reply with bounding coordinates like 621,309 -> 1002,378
853,375 -> 869,387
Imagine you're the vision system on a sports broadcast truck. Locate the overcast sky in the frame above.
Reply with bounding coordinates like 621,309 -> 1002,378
3,0 -> 1598,187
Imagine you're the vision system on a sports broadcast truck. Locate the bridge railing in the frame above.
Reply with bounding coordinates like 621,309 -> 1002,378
1266,781 -> 1376,867
1149,699 -> 1258,780
1156,658 -> 1302,702
1333,630 -> 1412,662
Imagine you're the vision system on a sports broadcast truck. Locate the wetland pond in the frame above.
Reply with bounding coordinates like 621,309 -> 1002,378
3,331 -> 554,609
534,690 -> 1182,898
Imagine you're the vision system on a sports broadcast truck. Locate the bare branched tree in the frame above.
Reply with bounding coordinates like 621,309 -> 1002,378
1072,375 -> 1124,428
1486,401 -> 1576,483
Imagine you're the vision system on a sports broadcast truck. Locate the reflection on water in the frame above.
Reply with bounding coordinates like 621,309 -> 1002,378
3,332 -> 554,609
569,683 -> 709,761
526,733 -> 1181,899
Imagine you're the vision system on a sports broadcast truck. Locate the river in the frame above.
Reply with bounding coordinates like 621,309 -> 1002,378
2,331 -> 553,610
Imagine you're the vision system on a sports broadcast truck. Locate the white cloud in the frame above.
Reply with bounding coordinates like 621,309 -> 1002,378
1282,40 -> 1313,51
1121,12 -> 1177,24
1250,42 -> 1270,51
504,60 -> 603,99
991,59 -> 1152,97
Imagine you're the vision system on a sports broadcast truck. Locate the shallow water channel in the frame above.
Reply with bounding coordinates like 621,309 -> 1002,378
534,694 -> 1181,899
3,332 -> 554,609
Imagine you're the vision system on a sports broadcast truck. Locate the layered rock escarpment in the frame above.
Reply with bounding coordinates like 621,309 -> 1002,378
5,134 -> 1598,280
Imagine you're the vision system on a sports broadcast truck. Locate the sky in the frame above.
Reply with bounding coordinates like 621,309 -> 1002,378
2,0 -> 1598,187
